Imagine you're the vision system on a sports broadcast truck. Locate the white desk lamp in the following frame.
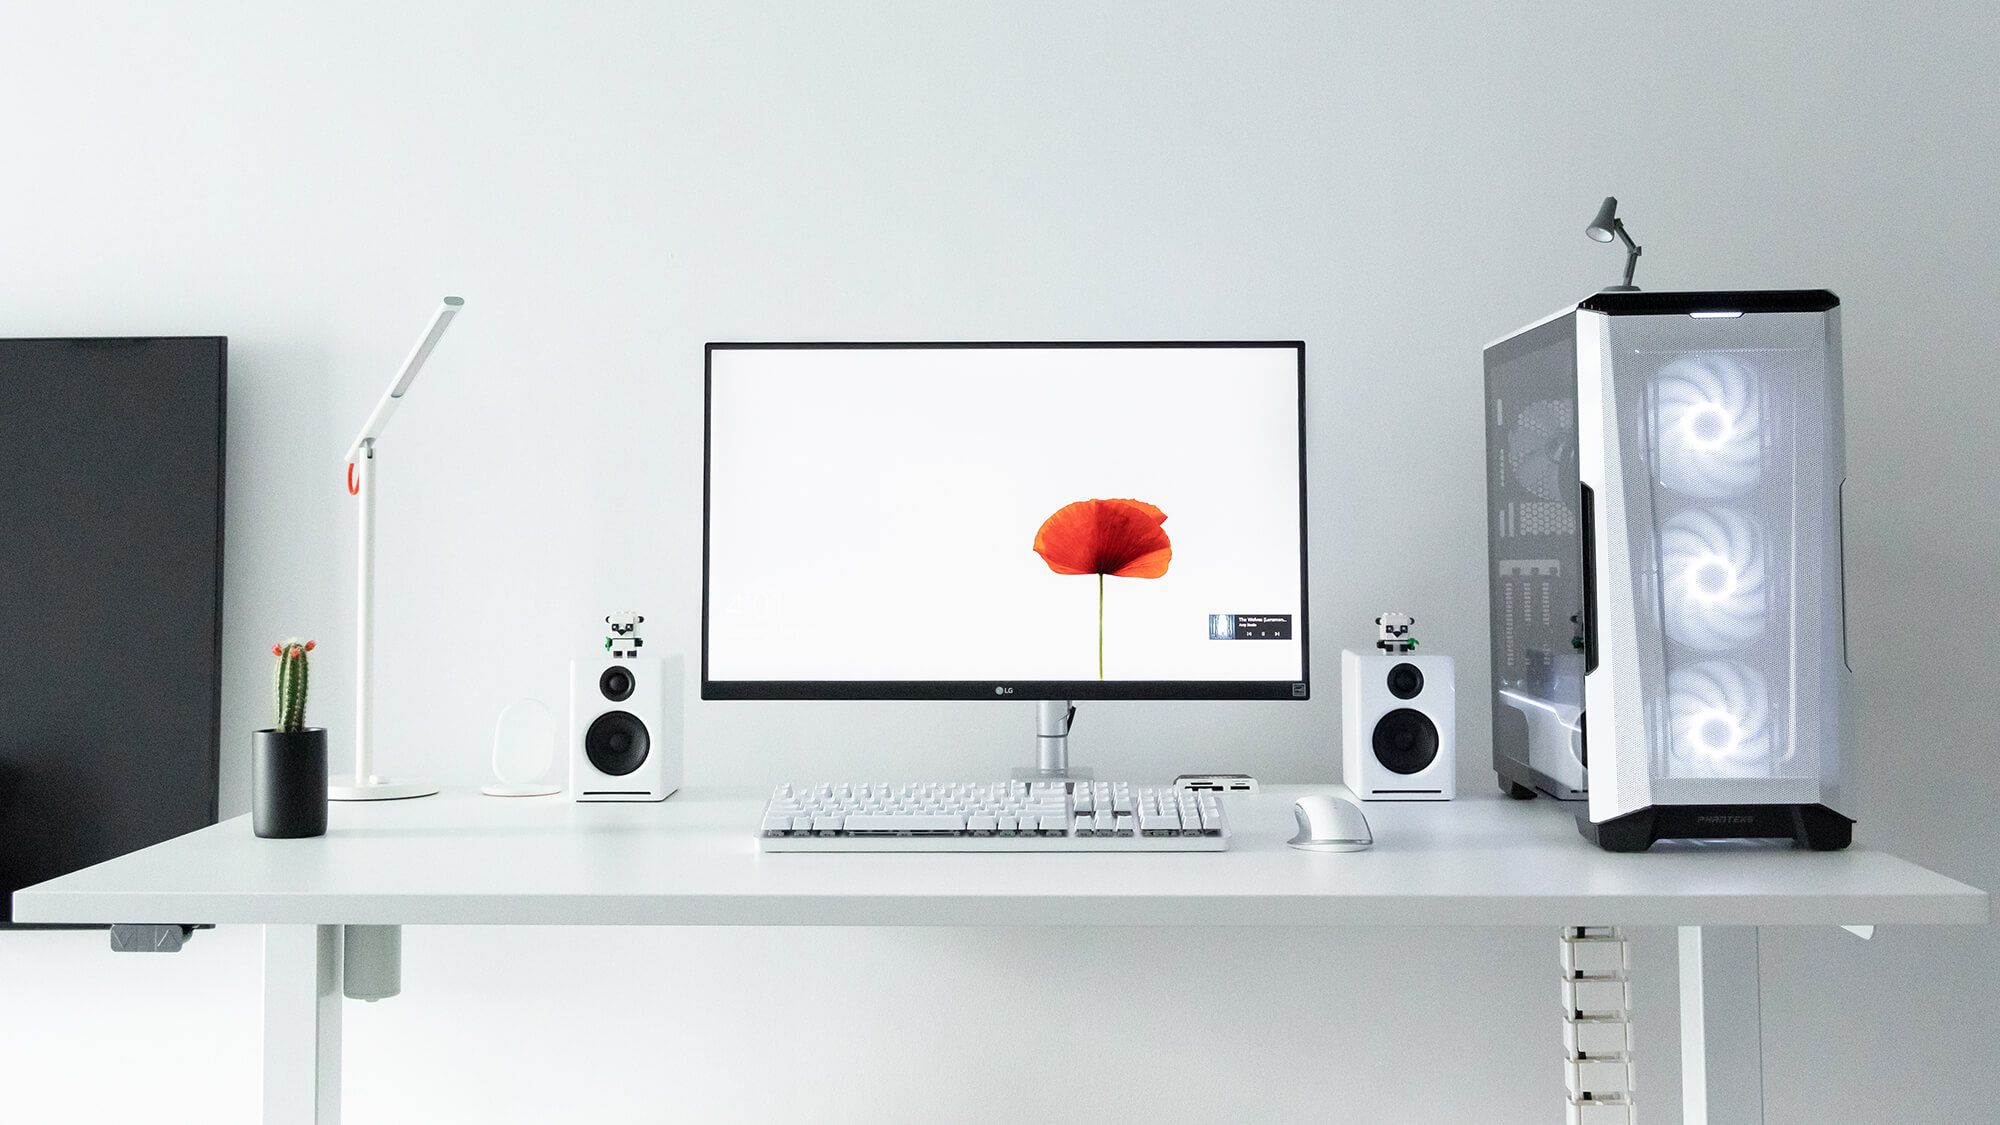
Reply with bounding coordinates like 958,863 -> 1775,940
331,296 -> 464,801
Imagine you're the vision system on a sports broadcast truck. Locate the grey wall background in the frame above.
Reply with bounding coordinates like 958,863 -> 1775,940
2,2 -> 1994,1120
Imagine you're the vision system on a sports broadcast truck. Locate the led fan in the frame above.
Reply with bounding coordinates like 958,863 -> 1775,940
1653,354 -> 1762,499
1667,659 -> 1775,778
1660,507 -> 1768,652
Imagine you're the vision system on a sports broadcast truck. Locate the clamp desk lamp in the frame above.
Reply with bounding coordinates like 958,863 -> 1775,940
332,296 -> 464,800
1586,196 -> 1643,291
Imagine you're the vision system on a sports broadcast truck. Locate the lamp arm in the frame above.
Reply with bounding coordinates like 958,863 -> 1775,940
342,297 -> 464,462
1614,220 -> 1642,288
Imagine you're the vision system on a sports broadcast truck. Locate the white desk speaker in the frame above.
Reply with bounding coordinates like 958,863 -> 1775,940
1343,649 -> 1455,801
570,654 -> 682,802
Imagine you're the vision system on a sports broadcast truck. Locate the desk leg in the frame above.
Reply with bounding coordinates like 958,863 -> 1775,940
1679,925 -> 1763,1124
264,925 -> 343,1124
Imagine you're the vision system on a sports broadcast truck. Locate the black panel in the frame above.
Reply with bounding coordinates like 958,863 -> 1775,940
1,338 -> 225,926
1577,804 -> 1854,852
1578,289 -> 1838,315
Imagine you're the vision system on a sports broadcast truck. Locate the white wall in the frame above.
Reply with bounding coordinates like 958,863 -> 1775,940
2,2 -> 1994,1121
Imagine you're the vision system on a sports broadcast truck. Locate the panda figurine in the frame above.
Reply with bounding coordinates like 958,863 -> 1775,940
604,611 -> 645,659
1374,612 -> 1418,654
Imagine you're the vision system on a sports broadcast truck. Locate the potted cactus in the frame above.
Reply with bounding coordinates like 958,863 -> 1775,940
252,639 -> 328,838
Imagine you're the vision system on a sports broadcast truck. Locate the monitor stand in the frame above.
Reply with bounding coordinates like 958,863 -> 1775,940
1011,700 -> 1093,781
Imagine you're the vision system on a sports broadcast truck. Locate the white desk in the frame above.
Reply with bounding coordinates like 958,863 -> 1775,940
14,786 -> 1988,1123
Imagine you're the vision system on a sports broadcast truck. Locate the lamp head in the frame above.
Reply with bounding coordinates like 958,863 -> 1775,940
1586,197 -> 1620,243
388,296 -> 465,398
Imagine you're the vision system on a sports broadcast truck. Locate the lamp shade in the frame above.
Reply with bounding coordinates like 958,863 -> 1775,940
1586,197 -> 1620,243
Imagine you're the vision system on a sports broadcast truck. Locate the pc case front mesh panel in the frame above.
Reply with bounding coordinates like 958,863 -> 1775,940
1603,310 -> 1843,804
1485,316 -> 1588,796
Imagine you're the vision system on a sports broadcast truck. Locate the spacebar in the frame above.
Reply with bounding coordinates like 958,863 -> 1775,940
839,814 -> 968,833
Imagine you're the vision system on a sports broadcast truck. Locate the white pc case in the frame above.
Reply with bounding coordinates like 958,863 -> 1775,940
1486,291 -> 1853,850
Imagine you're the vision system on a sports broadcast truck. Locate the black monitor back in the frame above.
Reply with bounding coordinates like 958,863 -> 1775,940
1,337 -> 225,926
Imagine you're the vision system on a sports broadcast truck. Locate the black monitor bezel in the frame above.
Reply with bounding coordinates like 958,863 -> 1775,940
701,340 -> 1310,701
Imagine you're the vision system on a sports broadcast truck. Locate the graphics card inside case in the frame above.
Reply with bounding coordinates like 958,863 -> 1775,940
1484,291 -> 1854,851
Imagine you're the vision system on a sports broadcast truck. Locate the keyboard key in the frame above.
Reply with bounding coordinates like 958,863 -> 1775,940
842,813 -> 967,834
844,808 -> 968,828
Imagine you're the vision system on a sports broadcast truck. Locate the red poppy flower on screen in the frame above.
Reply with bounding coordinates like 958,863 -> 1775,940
1033,499 -> 1171,679
1032,498 -> 1172,578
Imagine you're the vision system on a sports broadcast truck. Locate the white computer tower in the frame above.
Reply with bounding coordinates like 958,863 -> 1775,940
1485,291 -> 1853,850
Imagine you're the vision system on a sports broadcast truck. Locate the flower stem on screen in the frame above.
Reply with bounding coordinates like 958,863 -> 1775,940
1098,572 -> 1105,680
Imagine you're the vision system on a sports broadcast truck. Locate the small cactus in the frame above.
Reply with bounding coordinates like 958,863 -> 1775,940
271,639 -> 316,734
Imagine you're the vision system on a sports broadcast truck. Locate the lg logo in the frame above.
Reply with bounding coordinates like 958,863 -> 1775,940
994,685 -> 1014,695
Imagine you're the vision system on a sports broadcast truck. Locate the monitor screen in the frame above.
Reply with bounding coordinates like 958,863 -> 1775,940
703,342 -> 1307,699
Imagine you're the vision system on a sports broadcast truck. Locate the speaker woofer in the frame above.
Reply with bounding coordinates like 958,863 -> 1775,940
599,665 -> 636,702
584,711 -> 650,776
1386,662 -> 1425,700
1372,708 -> 1440,774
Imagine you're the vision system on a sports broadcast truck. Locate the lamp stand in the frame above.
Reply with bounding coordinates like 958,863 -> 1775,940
329,444 -> 438,801
1600,218 -> 1643,292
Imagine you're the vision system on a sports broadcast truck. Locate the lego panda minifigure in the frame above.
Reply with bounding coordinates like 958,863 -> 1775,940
604,611 -> 645,659
1375,612 -> 1418,654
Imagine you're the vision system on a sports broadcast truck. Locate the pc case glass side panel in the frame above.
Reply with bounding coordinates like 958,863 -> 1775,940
1603,310 -> 1842,801
1485,314 -> 1588,797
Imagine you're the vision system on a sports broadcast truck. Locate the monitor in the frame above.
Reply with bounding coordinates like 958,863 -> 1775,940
1,337 -> 226,926
703,342 -> 1309,748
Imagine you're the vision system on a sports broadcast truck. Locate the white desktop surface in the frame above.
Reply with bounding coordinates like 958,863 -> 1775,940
14,786 -> 1986,929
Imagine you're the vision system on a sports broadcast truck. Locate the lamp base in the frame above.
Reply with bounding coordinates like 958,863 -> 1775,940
328,776 -> 440,801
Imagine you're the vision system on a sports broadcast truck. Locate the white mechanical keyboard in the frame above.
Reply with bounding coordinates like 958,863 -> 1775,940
758,781 -> 1229,852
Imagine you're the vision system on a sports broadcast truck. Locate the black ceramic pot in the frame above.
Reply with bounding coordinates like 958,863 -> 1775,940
252,728 -> 328,839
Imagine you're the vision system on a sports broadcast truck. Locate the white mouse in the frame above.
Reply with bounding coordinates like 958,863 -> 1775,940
1288,793 -> 1373,852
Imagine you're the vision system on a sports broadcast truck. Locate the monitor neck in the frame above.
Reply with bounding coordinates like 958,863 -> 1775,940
1013,700 -> 1092,781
